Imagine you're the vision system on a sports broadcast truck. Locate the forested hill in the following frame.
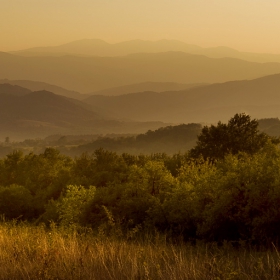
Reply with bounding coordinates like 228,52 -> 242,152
2,117 -> 280,158
258,118 -> 280,136
61,123 -> 202,156
60,118 -> 280,157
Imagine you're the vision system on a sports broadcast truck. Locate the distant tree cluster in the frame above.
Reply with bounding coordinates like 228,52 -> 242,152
0,114 -> 280,243
189,113 -> 278,161
62,123 -> 202,156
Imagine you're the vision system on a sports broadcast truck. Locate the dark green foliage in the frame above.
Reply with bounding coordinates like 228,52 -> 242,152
0,148 -> 72,217
0,150 -> 24,186
195,144 -> 280,243
2,114 -> 280,245
190,113 -> 273,161
86,160 -> 175,229
0,184 -> 33,219
72,148 -> 129,188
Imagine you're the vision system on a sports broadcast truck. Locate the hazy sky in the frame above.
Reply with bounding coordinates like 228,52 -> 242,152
1,0 -> 280,53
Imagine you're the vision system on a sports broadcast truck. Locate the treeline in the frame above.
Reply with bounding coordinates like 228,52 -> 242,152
0,123 -> 202,157
61,123 -> 201,156
1,114 -> 280,244
2,118 -> 280,158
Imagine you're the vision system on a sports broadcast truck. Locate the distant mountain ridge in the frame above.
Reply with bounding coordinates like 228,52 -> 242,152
0,79 -> 207,98
11,39 -> 201,57
84,73 -> 280,123
11,39 -> 280,63
0,83 -> 31,96
64,123 -> 202,156
1,75 -> 280,144
0,84 -> 168,140
0,89 -> 100,124
1,51 -> 280,92
89,82 -> 207,96
0,79 -> 86,100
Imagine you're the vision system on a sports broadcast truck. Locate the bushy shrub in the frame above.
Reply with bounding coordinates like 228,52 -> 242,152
195,143 -> 280,243
57,185 -> 96,227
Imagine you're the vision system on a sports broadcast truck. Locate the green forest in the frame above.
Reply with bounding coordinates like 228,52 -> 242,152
1,113 -> 280,244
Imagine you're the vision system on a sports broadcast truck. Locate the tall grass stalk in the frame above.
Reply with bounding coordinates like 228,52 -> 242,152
0,222 -> 279,279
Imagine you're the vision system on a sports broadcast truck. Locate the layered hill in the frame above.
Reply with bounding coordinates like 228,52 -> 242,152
58,118 -> 280,157
0,84 -> 167,140
63,123 -> 202,156
0,79 -> 205,98
84,74 -> 280,123
10,39 -> 202,57
2,51 -> 280,93
11,39 -> 280,63
0,83 -> 31,96
0,79 -> 86,100
90,82 -> 206,96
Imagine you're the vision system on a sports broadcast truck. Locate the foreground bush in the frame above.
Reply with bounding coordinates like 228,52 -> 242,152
2,144 -> 280,244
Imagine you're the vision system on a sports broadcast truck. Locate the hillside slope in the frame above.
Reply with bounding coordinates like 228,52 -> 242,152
0,79 -> 86,100
0,83 -> 32,96
0,88 -> 167,140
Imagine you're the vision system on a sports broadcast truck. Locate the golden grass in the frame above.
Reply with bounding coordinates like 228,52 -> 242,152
0,222 -> 279,280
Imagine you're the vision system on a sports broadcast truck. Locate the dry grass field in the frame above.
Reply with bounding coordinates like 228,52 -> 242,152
0,222 -> 279,280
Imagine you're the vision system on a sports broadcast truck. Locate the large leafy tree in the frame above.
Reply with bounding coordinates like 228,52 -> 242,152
189,113 -> 275,161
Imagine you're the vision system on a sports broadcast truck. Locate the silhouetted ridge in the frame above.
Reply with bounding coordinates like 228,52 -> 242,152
84,73 -> 280,123
11,39 -> 280,63
89,81 -> 205,96
0,88 -> 169,140
2,51 -> 280,92
67,123 -> 202,156
0,79 -> 84,100
0,83 -> 31,96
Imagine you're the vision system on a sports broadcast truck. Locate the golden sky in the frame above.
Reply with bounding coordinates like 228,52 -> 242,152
1,0 -> 280,53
